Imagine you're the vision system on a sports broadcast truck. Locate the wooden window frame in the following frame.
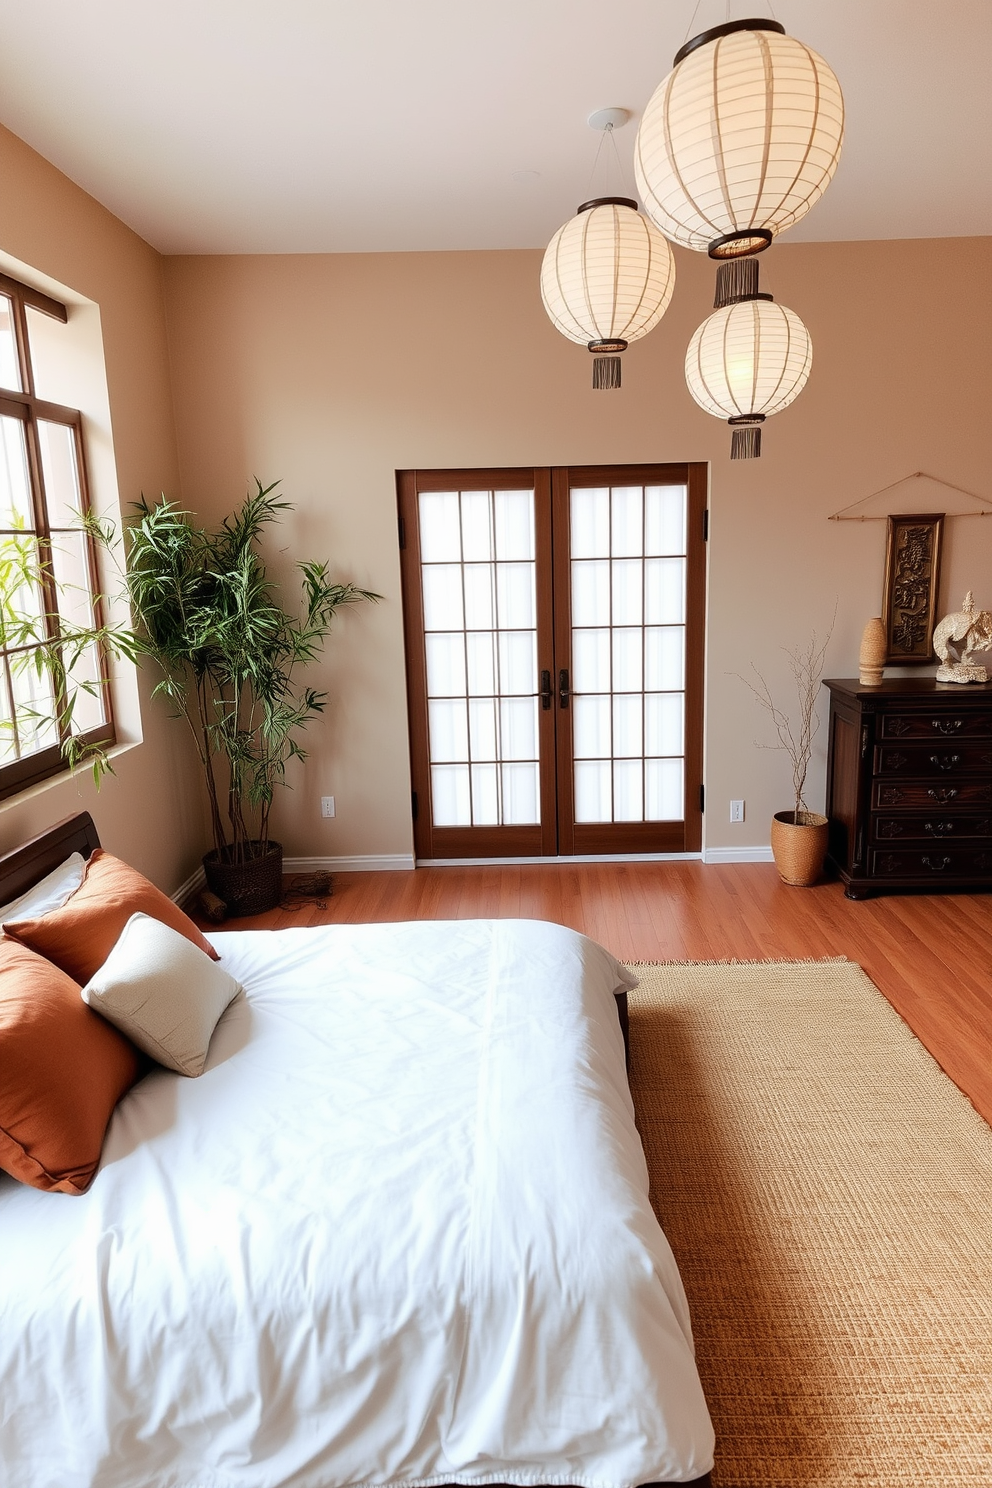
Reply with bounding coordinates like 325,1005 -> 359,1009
0,272 -> 114,801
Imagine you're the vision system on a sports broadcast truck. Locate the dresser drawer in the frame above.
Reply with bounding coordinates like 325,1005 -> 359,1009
874,744 -> 992,778
879,712 -> 992,741
825,678 -> 992,897
873,811 -> 992,843
870,847 -> 992,880
873,781 -> 992,808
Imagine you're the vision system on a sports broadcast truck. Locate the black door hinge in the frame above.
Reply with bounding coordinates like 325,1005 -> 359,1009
411,789 -> 418,820
398,515 -> 406,549
702,509 -> 709,542
699,784 -> 705,813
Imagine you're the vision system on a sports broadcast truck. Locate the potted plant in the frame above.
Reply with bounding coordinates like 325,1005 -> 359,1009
736,620 -> 834,887
126,480 -> 378,915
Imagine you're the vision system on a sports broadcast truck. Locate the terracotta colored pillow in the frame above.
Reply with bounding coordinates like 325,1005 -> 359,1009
3,848 -> 219,985
0,940 -> 140,1194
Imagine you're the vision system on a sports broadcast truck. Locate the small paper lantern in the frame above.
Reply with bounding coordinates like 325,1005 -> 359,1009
634,19 -> 844,260
685,297 -> 812,457
541,196 -> 676,388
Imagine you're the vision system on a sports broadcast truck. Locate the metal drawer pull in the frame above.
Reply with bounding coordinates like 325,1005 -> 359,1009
927,787 -> 958,803
924,821 -> 954,835
540,669 -> 552,710
931,719 -> 963,734
929,754 -> 961,772
921,855 -> 951,871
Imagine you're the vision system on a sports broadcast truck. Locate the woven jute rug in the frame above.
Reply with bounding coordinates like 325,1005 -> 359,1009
626,959 -> 992,1488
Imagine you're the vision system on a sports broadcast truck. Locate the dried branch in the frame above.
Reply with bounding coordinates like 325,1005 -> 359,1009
733,608 -> 836,823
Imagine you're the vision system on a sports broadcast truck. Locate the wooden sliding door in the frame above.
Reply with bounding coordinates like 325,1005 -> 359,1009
399,463 -> 706,860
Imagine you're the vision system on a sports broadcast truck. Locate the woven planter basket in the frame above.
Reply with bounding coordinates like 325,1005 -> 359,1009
770,811 -> 829,887
202,841 -> 283,917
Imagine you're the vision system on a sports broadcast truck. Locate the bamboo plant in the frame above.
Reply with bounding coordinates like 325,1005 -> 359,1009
126,480 -> 378,863
0,518 -> 141,785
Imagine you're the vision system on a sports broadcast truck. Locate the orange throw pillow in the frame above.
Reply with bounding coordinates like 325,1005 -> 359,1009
0,940 -> 140,1194
3,849 -> 219,984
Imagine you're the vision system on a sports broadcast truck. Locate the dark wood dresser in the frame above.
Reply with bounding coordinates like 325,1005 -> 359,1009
823,678 -> 992,899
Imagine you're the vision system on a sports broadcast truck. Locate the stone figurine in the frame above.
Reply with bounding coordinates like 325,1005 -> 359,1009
933,591 -> 992,682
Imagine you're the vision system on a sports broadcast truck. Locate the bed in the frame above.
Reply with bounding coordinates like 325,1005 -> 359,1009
0,813 -> 714,1488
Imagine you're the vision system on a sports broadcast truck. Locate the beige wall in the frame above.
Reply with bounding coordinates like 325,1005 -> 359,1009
162,236 -> 992,858
3,122 -> 987,875
0,124 -> 205,890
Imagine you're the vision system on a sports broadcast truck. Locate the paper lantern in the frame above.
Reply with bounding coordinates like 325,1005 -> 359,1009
541,196 -> 676,388
685,296 -> 812,458
634,19 -> 844,260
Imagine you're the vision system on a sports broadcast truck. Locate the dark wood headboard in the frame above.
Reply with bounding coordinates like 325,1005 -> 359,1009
0,812 -> 101,906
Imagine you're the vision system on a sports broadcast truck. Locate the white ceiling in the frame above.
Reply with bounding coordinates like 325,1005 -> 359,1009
0,0 -> 989,255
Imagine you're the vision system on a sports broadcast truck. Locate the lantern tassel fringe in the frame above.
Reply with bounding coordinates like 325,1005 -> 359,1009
715,258 -> 760,308
731,424 -> 762,459
592,356 -> 622,390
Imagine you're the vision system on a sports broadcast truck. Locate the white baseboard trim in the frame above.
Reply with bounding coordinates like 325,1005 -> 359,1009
703,846 -> 775,864
176,848 -> 769,889
172,863 -> 206,907
284,854 -> 416,873
416,852 -> 703,867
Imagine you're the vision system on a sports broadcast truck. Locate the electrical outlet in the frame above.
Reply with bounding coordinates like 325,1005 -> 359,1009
321,796 -> 335,818
730,799 -> 745,823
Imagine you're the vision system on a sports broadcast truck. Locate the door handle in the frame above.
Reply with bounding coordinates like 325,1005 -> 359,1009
559,668 -> 570,708
540,670 -> 552,710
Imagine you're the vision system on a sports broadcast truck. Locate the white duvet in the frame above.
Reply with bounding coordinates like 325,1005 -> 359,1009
0,918 -> 714,1488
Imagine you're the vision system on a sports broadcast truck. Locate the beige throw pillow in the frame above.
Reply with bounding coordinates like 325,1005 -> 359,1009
81,913 -> 241,1077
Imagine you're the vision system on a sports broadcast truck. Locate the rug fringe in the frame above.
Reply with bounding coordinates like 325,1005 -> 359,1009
622,956 -> 851,968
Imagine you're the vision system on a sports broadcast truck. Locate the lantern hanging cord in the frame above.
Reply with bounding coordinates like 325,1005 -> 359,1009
608,122 -> 626,191
587,122 -> 622,199
681,0 -> 705,46
682,0 -> 779,40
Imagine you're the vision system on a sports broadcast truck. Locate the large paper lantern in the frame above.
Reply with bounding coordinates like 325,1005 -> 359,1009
541,196 -> 676,388
685,290 -> 812,458
634,19 -> 844,260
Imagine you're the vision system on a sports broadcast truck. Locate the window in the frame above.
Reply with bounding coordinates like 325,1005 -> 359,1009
0,271 -> 113,798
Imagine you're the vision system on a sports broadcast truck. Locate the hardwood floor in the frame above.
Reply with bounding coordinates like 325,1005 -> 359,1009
221,862 -> 992,1127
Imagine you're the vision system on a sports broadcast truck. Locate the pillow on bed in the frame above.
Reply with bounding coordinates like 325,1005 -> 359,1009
81,913 -> 241,1077
3,849 -> 219,984
0,851 -> 86,924
0,940 -> 140,1195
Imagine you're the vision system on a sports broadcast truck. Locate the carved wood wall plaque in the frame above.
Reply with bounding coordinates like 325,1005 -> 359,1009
881,513 -> 944,664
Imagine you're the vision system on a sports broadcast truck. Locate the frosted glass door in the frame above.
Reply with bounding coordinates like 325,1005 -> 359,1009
421,486 -> 540,827
571,483 -> 685,821
400,464 -> 704,860
399,468 -> 557,858
552,466 -> 704,856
